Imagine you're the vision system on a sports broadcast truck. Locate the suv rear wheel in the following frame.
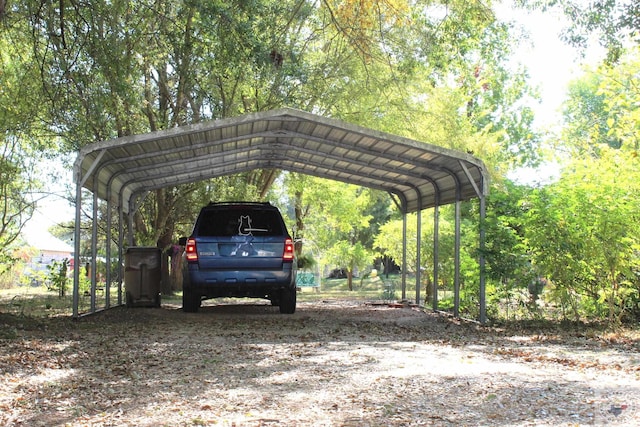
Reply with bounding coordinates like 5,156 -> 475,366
183,288 -> 201,313
278,287 -> 296,314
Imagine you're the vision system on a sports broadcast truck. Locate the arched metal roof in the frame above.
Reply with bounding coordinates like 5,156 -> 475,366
72,107 -> 489,321
74,108 -> 488,213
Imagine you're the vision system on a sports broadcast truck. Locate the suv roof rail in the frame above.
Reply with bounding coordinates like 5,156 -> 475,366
206,201 -> 273,207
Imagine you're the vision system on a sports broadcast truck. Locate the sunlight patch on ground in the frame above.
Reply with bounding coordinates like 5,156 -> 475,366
26,367 -> 75,387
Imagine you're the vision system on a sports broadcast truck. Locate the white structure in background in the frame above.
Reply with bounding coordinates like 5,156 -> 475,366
22,226 -> 74,283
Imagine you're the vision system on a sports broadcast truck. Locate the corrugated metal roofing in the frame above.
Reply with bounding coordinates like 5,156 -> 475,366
73,108 -> 488,212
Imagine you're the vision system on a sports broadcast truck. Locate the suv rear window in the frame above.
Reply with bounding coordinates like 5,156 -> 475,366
195,209 -> 285,237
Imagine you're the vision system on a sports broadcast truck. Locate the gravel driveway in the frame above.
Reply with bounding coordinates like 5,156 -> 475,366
1,300 -> 638,426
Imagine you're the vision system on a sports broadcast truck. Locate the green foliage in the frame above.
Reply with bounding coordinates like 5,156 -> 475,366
520,0 -> 638,63
380,280 -> 397,302
0,270 -> 16,290
274,175 -> 391,291
46,259 -> 69,297
374,211 -> 440,275
562,72 -> 622,152
374,207 -> 466,280
3,0 -> 560,322
596,47 -> 640,151
0,35 -> 48,268
528,51 -> 640,322
525,148 -> 640,322
324,241 -> 373,291
374,204 -> 485,315
6,0 -> 541,252
296,254 -> 316,271
480,181 -> 540,318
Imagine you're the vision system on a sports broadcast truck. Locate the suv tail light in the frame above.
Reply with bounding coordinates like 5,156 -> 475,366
185,238 -> 198,262
283,238 -> 294,262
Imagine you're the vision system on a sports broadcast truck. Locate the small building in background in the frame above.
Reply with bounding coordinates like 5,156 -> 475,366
21,227 -> 73,285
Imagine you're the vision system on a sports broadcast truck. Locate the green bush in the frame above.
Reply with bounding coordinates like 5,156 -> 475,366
0,271 -> 15,289
46,259 -> 69,297
297,254 -> 316,270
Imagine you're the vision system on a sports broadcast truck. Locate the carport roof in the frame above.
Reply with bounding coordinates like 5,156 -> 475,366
74,108 -> 488,213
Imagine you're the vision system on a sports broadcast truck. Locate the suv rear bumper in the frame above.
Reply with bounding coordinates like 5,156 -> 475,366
184,265 -> 296,298
188,283 -> 291,299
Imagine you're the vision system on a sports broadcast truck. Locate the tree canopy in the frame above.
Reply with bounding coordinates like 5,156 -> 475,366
3,0 -> 640,323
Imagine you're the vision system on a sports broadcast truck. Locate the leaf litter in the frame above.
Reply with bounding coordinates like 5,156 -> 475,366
0,300 -> 638,426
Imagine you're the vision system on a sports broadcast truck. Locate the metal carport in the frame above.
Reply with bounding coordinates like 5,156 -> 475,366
72,108 -> 489,320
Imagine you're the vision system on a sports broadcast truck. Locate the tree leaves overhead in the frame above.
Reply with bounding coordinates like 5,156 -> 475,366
4,0 -> 640,325
561,47 -> 640,155
322,0 -> 410,63
0,22 -> 52,267
23,0 -> 303,142
595,47 -> 640,151
3,0 -> 543,285
558,0 -> 639,62
518,0 -> 639,63
10,0 -> 539,165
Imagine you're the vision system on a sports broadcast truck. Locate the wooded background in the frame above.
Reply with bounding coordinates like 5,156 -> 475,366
1,0 -> 638,323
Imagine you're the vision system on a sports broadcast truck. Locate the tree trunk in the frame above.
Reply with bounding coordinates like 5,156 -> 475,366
170,247 -> 183,292
155,188 -> 176,295
294,189 -> 305,256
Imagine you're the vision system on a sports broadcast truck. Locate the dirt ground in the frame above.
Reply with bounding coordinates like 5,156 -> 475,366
0,299 -> 639,427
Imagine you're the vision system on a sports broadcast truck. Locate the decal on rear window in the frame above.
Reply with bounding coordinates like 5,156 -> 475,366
238,215 -> 267,235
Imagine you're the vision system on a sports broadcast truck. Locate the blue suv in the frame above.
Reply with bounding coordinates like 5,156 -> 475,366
180,202 -> 297,313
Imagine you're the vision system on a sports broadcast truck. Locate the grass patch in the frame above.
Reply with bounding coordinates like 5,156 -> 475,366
0,285 -> 123,318
297,274 -> 412,302
0,273 -> 416,318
